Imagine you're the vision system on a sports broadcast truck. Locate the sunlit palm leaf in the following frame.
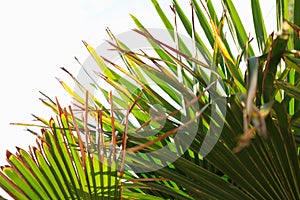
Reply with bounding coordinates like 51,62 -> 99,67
1,101 -> 122,199
2,0 -> 300,199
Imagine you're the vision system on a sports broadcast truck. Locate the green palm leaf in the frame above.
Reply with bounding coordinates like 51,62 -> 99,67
1,0 -> 300,199
1,102 -> 122,199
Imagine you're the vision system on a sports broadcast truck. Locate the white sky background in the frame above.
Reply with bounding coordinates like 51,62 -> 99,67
0,0 -> 275,198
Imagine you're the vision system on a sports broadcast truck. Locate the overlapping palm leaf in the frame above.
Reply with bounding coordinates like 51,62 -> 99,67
1,0 -> 300,199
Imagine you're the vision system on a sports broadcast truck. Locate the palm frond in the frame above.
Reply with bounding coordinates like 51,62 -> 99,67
1,0 -> 300,199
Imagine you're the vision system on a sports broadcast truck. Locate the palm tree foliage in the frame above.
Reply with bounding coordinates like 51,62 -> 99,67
1,0 -> 300,199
